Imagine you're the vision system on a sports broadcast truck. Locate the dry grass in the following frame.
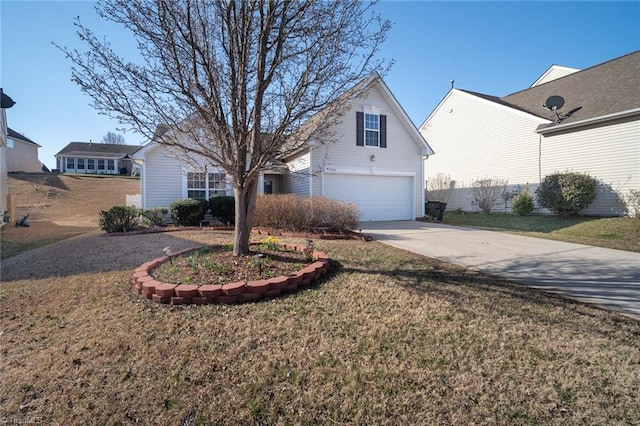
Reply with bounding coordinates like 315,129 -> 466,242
1,174 -> 639,424
1,231 -> 639,425
1,173 -> 140,258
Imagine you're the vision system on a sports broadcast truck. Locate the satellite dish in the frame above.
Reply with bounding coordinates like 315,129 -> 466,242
544,95 -> 565,111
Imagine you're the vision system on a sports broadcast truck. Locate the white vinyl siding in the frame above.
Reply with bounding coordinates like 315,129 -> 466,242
420,89 -> 549,212
284,153 -> 311,197
143,145 -> 183,208
421,89 -> 639,216
309,83 -> 425,219
540,119 -> 639,216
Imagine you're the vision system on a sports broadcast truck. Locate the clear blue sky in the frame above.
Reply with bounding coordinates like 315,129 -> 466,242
2,1 -> 639,170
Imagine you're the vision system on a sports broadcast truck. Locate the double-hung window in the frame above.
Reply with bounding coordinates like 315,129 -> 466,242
77,158 -> 85,169
66,158 -> 75,170
87,159 -> 95,171
356,110 -> 387,148
97,159 -> 105,171
107,160 -> 115,171
364,113 -> 379,147
187,172 -> 207,199
208,172 -> 227,198
187,171 -> 227,200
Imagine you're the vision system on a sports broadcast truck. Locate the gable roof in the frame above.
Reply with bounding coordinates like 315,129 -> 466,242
530,65 -> 580,87
55,142 -> 141,158
432,51 -> 640,132
501,51 -> 640,128
288,72 -> 434,158
7,127 -> 41,147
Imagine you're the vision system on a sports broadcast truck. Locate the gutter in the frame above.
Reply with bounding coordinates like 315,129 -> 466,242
537,107 -> 640,135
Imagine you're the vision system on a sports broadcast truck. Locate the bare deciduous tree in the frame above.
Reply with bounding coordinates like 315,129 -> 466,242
58,0 -> 390,254
426,173 -> 454,202
102,131 -> 125,144
471,177 -> 508,214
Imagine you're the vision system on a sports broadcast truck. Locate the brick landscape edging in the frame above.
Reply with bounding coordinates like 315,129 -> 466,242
131,244 -> 332,305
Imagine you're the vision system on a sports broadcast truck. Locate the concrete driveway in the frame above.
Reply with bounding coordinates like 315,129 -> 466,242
359,221 -> 640,320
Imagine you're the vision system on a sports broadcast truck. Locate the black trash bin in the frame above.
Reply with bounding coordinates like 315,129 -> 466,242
427,201 -> 447,222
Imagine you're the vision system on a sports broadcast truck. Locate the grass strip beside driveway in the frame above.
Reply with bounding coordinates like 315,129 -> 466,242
443,213 -> 639,252
1,232 -> 638,424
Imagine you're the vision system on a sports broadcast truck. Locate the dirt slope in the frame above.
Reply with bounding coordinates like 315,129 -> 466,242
1,173 -> 140,258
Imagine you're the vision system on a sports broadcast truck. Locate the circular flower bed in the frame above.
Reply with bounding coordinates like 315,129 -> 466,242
131,241 -> 332,305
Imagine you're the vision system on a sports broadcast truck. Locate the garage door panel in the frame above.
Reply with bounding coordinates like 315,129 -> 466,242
323,174 -> 413,221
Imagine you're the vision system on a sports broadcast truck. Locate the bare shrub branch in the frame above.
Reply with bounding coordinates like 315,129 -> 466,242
471,177 -> 509,214
426,173 -> 454,202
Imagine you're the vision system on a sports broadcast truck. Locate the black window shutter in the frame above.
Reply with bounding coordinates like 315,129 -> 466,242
380,114 -> 387,148
356,111 -> 364,146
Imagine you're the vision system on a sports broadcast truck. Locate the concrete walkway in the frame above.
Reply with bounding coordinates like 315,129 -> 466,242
359,221 -> 640,320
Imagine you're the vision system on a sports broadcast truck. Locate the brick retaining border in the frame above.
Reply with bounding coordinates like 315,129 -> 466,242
132,243 -> 332,305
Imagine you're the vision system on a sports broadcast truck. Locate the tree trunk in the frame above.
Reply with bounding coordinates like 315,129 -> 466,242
233,178 -> 259,255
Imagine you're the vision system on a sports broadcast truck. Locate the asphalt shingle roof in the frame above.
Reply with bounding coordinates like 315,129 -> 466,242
466,51 -> 640,127
7,127 -> 40,146
55,142 -> 141,158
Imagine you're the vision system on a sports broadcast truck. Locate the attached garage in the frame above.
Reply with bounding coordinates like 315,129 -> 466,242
323,173 -> 414,221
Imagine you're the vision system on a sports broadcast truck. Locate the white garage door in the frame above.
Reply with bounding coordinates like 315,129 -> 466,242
323,173 -> 414,221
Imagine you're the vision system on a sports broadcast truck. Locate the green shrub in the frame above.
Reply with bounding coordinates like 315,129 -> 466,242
169,198 -> 208,226
99,206 -> 139,233
140,207 -> 169,226
208,196 -> 235,225
535,172 -> 596,218
512,185 -> 534,216
255,194 -> 360,233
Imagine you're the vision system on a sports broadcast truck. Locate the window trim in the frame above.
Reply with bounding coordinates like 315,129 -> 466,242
186,170 -> 228,200
356,110 -> 387,149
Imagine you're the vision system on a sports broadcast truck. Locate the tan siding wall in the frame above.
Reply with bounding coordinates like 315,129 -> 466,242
311,84 -> 425,218
144,145 -> 184,208
6,140 -> 41,172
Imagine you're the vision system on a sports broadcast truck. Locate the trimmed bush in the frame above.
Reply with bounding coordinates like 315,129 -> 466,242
255,194 -> 360,233
535,172 -> 596,217
208,196 -> 235,225
140,207 -> 169,226
99,206 -> 139,233
512,185 -> 534,216
169,198 -> 208,226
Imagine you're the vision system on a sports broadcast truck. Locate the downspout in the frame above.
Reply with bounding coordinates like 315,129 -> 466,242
538,134 -> 542,183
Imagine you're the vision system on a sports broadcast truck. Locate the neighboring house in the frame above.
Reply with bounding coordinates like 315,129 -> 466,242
133,73 -> 434,221
420,51 -> 640,216
5,127 -> 42,173
1,88 -> 16,225
55,142 -> 140,175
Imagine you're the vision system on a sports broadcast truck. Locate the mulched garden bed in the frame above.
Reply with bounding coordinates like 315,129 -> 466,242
152,244 -> 312,286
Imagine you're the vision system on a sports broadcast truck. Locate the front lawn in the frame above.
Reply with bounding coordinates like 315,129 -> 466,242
1,232 -> 638,424
442,212 -> 639,252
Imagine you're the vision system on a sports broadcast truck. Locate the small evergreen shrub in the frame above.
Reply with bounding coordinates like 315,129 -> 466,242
255,194 -> 360,233
512,185 -> 534,216
140,207 -> 169,226
169,198 -> 208,226
99,206 -> 139,233
208,196 -> 235,225
535,172 -> 596,217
